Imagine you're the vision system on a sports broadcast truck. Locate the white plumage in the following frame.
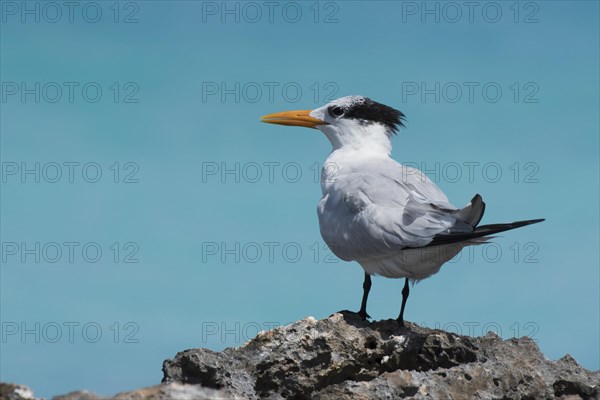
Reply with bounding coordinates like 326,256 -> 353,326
261,95 -> 542,323
317,156 -> 485,280
309,96 -> 484,280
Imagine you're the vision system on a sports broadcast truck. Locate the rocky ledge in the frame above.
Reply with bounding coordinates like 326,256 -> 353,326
3,312 -> 599,399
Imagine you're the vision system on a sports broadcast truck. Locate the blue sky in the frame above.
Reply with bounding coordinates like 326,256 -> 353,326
1,1 -> 598,397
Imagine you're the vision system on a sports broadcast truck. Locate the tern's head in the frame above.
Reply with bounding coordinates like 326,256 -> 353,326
261,96 -> 405,153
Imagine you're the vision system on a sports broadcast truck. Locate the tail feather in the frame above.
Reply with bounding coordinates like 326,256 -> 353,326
423,218 -> 545,247
455,194 -> 486,228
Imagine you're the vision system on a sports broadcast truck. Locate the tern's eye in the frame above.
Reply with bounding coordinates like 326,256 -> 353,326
329,106 -> 344,118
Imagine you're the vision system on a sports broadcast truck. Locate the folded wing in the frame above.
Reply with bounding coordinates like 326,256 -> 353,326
318,159 -> 486,262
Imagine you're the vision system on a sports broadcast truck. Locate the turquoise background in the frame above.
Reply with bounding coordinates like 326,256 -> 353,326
1,1 -> 598,397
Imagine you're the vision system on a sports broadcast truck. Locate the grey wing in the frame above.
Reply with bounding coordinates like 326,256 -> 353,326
318,159 -> 485,261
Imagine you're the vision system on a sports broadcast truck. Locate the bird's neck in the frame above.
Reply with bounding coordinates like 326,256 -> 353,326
328,136 -> 393,163
321,125 -> 394,190
329,143 -> 392,161
328,137 -> 392,157
323,123 -> 393,156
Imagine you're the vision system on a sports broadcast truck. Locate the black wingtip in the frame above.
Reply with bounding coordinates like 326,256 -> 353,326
528,218 -> 545,224
477,218 -> 545,231
511,218 -> 545,226
423,218 -> 545,247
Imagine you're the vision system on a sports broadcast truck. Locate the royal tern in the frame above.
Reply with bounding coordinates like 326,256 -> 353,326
261,95 -> 544,325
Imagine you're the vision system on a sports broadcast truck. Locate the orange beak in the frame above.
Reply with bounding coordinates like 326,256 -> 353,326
260,110 -> 328,129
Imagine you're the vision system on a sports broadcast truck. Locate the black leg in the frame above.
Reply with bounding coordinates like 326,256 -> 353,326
357,273 -> 372,320
397,278 -> 410,326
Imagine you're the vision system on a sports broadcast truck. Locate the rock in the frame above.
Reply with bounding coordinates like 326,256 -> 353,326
162,312 -> 600,400
110,382 -> 240,399
4,313 -> 599,399
52,390 -> 100,400
0,383 -> 36,400
0,383 -> 237,400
